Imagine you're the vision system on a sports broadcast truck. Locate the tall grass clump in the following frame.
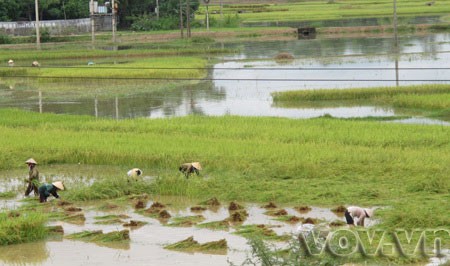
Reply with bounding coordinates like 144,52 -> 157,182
0,34 -> 12,44
0,212 -> 48,245
272,84 -> 450,102
64,176 -> 154,201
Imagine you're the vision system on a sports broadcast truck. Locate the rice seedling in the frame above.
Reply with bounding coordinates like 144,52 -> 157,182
164,236 -> 227,254
122,220 -> 147,227
166,215 -> 205,227
65,230 -> 130,243
196,220 -> 230,231
0,109 -> 448,230
233,224 -> 291,241
93,214 -> 130,225
63,176 -> 154,201
0,191 -> 16,199
272,215 -> 304,224
0,211 -> 48,245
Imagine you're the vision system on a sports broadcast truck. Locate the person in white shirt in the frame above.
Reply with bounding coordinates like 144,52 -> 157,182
345,206 -> 374,227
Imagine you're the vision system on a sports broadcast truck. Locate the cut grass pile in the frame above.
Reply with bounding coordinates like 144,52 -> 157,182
164,236 -> 227,254
234,224 -> 291,241
65,230 -> 130,243
167,215 -> 206,227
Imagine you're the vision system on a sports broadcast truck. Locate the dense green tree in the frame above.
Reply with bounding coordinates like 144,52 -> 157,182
0,0 -> 195,30
122,0 -> 199,30
0,0 -> 21,21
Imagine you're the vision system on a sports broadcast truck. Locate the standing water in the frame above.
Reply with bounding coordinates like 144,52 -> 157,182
1,33 -> 449,123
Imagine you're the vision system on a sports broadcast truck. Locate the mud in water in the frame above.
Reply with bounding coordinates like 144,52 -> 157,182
0,182 -> 381,266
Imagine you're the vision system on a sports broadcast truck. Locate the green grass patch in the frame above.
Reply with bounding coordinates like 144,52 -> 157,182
94,214 -> 131,225
0,109 -> 448,230
0,57 -> 207,81
234,224 -> 291,241
272,84 -> 450,102
94,214 -> 131,220
196,220 -> 230,231
0,191 -> 16,199
65,230 -> 130,243
272,84 -> 450,119
167,215 -> 205,227
63,176 -> 154,201
0,211 -> 48,245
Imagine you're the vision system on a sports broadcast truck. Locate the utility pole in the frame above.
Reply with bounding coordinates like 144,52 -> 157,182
34,0 -> 41,49
393,0 -> 399,86
112,0 -> 116,43
186,0 -> 191,38
156,0 -> 159,19
90,0 -> 95,45
204,0 -> 210,31
179,0 -> 184,38
393,0 -> 398,49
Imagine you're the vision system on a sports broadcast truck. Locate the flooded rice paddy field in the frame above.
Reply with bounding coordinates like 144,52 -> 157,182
0,165 -> 353,265
1,32 -> 450,124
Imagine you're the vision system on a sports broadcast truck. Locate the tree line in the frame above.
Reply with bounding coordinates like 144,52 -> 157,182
0,0 -> 200,30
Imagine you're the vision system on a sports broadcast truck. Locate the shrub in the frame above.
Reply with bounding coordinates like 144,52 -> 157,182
0,34 -> 12,44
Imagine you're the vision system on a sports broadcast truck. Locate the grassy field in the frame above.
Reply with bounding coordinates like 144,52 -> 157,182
0,57 -> 207,81
201,0 -> 450,23
0,109 -> 448,231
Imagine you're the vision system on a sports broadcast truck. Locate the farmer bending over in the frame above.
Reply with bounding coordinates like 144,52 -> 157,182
179,162 -> 202,178
345,206 -> 374,227
38,181 -> 64,203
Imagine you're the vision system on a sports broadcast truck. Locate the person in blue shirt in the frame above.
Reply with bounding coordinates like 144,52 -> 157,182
38,181 -> 64,203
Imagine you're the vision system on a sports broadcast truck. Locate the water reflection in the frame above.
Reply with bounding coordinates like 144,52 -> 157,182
0,241 -> 49,265
1,33 -> 449,122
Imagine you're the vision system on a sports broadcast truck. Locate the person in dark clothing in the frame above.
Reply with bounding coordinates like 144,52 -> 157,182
25,158 -> 39,196
179,162 -> 202,178
38,181 -> 64,203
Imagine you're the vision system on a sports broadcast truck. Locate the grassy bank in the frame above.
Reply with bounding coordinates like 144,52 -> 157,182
272,84 -> 450,120
0,109 -> 448,230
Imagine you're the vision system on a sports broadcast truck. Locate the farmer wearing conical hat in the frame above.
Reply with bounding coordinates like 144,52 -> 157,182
24,158 -> 39,196
127,168 -> 142,178
38,181 -> 64,203
179,162 -> 202,178
345,206 -> 374,227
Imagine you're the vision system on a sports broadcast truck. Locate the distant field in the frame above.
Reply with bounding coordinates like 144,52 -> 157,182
199,0 -> 450,24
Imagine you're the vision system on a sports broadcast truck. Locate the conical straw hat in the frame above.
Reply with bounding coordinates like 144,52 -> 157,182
191,162 -> 202,170
25,158 -> 37,164
127,168 -> 142,177
364,208 -> 374,218
52,181 -> 64,190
